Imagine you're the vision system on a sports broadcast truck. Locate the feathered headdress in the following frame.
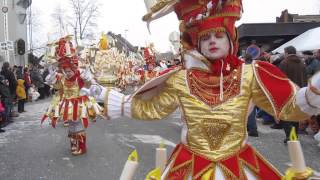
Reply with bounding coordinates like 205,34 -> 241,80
143,0 -> 243,55
55,35 -> 79,70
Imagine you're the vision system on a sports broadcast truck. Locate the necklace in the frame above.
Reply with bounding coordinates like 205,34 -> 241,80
187,67 -> 242,107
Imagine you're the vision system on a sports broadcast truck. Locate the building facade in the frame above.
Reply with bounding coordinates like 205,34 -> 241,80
238,10 -> 320,55
277,9 -> 320,23
0,0 -> 30,66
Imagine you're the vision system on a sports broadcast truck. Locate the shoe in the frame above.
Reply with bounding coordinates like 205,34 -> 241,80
71,133 -> 86,156
248,131 -> 259,137
0,129 -> 5,133
270,124 -> 282,129
63,122 -> 69,127
71,148 -> 86,156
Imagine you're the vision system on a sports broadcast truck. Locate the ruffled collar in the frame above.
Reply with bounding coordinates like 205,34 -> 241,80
184,50 -> 243,76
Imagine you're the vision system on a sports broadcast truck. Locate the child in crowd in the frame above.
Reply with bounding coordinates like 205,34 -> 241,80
28,84 -> 40,101
16,79 -> 26,113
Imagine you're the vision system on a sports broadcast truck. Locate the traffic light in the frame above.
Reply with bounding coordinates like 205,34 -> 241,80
17,39 -> 25,55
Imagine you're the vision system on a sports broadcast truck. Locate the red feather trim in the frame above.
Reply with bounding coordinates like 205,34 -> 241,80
41,115 -> 48,124
82,118 -> 88,128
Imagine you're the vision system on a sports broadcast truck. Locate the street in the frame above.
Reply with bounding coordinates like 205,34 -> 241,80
0,99 -> 320,180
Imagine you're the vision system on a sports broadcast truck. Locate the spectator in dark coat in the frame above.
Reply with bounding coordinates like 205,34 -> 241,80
279,46 -> 307,87
1,62 -> 17,98
305,49 -> 320,78
279,46 -> 308,143
0,75 -> 14,123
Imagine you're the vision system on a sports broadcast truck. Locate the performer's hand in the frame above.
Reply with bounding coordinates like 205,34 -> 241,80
80,67 -> 93,81
45,67 -> 58,85
89,84 -> 105,102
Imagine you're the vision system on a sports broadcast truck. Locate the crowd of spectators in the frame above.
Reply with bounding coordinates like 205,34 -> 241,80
246,46 -> 320,146
0,62 -> 51,133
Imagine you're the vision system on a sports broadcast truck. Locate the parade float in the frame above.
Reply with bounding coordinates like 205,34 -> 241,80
78,33 -> 145,90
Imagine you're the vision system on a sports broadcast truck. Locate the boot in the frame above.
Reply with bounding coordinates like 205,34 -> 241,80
69,134 -> 78,153
72,132 -> 86,156
63,121 -> 69,127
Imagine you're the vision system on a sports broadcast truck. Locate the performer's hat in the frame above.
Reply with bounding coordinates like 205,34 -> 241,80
143,0 -> 243,55
55,35 -> 79,70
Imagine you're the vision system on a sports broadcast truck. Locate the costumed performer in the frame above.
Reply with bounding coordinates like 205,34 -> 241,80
42,36 -> 102,156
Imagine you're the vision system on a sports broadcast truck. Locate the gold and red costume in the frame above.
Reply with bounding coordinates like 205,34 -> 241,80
124,55 -> 306,179
42,36 -> 102,155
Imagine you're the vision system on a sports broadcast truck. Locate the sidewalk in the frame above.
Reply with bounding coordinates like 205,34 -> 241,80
0,98 -> 51,129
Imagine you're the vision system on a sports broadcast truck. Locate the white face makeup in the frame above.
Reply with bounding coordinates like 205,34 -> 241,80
64,68 -> 75,79
199,32 -> 230,61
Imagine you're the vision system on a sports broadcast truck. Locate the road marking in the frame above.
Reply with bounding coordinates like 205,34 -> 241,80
111,133 -> 177,148
169,122 -> 182,126
132,134 -> 176,147
62,157 -> 70,161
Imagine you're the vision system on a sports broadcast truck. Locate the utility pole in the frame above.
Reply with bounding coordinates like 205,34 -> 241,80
2,0 -> 9,62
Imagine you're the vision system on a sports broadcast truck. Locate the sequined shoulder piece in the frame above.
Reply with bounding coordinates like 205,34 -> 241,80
252,60 -> 295,119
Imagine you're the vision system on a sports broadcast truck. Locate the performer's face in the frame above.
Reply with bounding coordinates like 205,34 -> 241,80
148,64 -> 154,71
64,68 -> 75,79
199,32 -> 230,61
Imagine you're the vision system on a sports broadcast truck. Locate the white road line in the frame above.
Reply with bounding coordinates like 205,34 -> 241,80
132,134 -> 176,147
112,133 -> 177,148
169,122 -> 182,126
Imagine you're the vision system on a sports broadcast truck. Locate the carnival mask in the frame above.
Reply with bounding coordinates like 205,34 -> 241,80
199,32 -> 230,61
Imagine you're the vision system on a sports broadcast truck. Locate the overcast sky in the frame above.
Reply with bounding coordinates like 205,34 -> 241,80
32,0 -> 320,52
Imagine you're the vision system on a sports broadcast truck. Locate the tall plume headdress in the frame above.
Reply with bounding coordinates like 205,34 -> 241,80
142,0 -> 243,55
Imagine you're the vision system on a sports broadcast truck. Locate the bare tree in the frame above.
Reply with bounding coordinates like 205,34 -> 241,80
51,5 -> 68,37
68,0 -> 99,45
27,6 -> 46,54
